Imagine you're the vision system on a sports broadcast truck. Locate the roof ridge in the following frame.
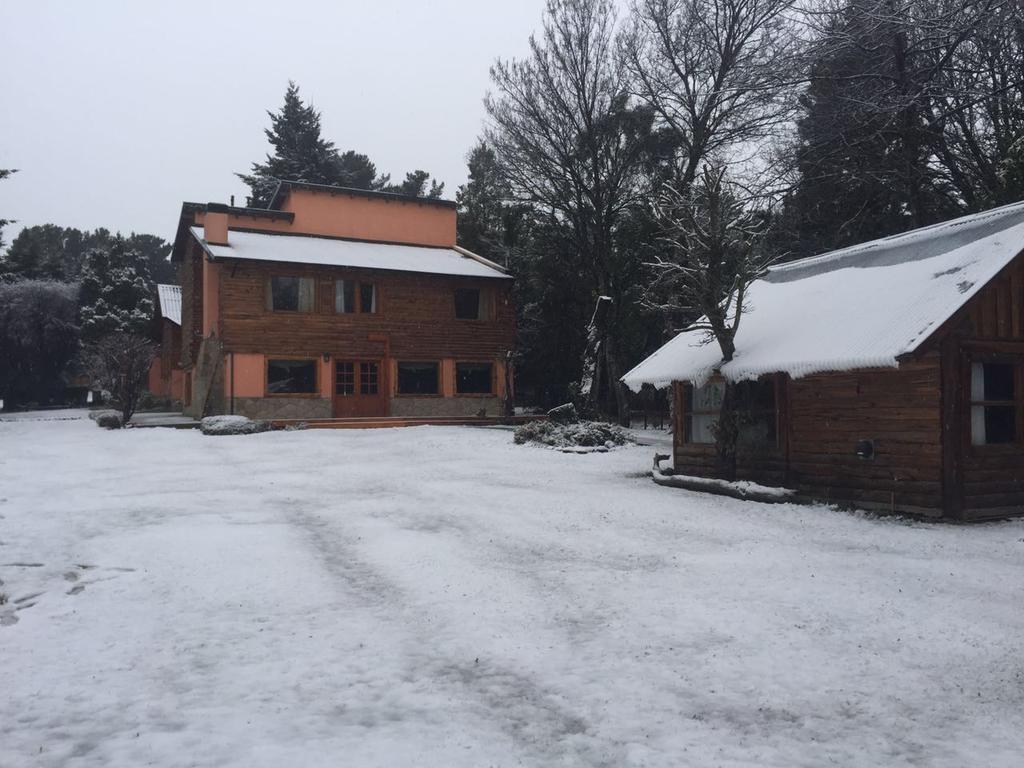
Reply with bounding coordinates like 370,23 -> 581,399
771,199 -> 1024,275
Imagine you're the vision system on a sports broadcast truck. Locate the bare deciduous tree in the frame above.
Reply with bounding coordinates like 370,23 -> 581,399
621,0 -> 801,192
82,332 -> 156,425
486,0 -> 658,424
647,167 -> 773,477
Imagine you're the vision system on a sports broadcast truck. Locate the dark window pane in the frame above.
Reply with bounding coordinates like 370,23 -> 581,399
454,288 -> 480,320
456,362 -> 492,394
335,280 -> 355,313
397,362 -> 439,395
736,379 -> 775,412
360,283 -> 376,314
335,362 -> 354,395
271,276 -> 300,311
985,406 -> 1016,444
267,359 -> 317,394
360,362 -> 379,395
736,379 -> 777,447
984,363 -> 1015,401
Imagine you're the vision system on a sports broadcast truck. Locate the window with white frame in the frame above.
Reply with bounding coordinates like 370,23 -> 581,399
684,381 -> 724,444
970,360 -> 1019,445
268,276 -> 315,312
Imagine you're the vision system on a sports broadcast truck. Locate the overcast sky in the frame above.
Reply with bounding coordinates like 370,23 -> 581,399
0,0 -> 547,245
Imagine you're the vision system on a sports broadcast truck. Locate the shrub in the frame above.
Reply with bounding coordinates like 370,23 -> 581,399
514,419 -> 631,448
93,410 -> 123,429
200,415 -> 268,436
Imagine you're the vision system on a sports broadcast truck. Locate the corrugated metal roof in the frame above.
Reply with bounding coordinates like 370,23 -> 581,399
157,283 -> 181,326
623,201 -> 1024,390
189,227 -> 511,280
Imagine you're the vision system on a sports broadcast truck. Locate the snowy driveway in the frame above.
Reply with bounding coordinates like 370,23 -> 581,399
2,412 -> 1023,767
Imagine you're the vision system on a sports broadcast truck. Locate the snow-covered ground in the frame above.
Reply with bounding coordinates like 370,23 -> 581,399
2,411 -> 1023,768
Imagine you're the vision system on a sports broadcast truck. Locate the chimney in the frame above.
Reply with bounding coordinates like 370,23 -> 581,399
204,209 -> 229,245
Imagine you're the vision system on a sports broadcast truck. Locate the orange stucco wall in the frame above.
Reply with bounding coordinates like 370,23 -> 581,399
148,358 -> 165,395
282,189 -> 456,246
319,357 -> 331,399
226,353 -> 265,398
169,369 -> 185,401
223,353 -> 331,400
195,188 -> 456,247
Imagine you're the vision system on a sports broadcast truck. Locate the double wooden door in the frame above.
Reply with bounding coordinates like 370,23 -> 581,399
333,360 -> 387,417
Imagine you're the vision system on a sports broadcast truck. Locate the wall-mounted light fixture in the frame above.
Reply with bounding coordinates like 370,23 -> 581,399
855,439 -> 875,460
322,352 -> 331,362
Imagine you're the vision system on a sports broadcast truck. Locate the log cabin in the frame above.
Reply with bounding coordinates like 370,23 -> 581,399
623,202 -> 1024,521
147,283 -> 185,401
169,180 -> 514,422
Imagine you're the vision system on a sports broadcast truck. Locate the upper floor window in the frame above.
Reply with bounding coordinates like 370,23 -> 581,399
335,280 -> 355,314
335,280 -> 377,314
455,288 -> 484,320
971,360 -> 1020,445
268,276 -> 314,312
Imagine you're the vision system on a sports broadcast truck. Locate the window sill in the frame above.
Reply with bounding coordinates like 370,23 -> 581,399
264,392 -> 322,398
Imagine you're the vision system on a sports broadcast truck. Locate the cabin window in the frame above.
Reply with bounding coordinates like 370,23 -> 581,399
736,379 -> 778,448
684,381 -> 724,444
335,280 -> 377,313
267,359 -> 317,394
360,282 -> 377,314
397,362 -> 439,395
268,276 -> 315,312
456,362 -> 493,394
335,280 -> 355,313
970,361 -> 1018,445
455,288 -> 483,320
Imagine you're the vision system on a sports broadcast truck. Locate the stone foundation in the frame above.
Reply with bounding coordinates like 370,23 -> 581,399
388,396 -> 502,418
231,397 -> 332,420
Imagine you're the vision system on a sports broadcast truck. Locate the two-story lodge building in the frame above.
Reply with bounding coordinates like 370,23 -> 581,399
170,181 -> 515,421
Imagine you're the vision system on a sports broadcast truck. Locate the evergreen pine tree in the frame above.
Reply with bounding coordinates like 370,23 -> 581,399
384,170 -> 445,199
79,238 -> 154,342
778,0 -> 960,258
238,81 -> 348,207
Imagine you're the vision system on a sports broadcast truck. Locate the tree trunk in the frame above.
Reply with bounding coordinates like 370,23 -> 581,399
714,380 -> 739,481
603,333 -> 631,427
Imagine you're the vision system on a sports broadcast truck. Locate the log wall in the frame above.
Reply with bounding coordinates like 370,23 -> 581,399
214,259 -> 515,361
673,359 -> 945,516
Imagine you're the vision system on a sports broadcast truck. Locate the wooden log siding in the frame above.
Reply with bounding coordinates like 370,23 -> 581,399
966,256 -> 1024,340
957,255 -> 1024,518
214,259 -> 515,363
179,242 -> 204,368
673,360 -> 945,514
786,358 -> 944,513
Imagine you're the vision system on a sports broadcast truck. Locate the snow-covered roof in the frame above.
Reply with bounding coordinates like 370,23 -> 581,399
189,227 -> 510,280
623,201 -> 1024,391
156,283 -> 181,326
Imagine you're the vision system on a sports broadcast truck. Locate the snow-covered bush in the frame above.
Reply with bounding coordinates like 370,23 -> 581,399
92,410 -> 123,429
200,415 -> 268,436
514,419 -> 631,449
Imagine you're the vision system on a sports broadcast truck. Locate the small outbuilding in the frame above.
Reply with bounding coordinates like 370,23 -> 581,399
148,283 -> 184,401
623,202 -> 1024,521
